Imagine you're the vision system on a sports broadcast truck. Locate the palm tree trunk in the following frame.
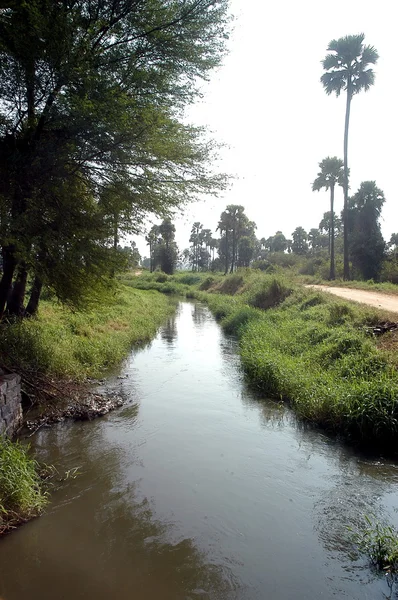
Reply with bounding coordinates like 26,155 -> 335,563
330,184 -> 335,280
224,230 -> 229,275
343,88 -> 352,280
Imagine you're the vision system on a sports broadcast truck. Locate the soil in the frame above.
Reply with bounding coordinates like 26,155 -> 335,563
306,285 -> 398,314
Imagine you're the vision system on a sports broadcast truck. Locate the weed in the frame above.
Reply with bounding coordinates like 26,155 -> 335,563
0,437 -> 48,533
350,516 -> 398,574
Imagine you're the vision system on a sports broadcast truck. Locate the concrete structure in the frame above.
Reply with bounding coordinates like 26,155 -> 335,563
0,371 -> 22,437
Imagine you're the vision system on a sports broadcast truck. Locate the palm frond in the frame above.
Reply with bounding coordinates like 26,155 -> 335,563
361,44 -> 379,66
320,71 -> 346,96
353,69 -> 375,93
322,53 -> 342,70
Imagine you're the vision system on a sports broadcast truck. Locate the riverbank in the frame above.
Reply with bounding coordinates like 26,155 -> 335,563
194,272 -> 398,452
125,270 -> 398,452
0,285 -> 176,534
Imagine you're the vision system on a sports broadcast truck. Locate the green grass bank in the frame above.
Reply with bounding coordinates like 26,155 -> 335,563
0,285 -> 175,380
0,284 -> 175,534
126,269 -> 398,452
196,271 -> 398,451
0,437 -> 48,534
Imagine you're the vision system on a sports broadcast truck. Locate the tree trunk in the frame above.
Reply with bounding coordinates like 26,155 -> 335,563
224,230 -> 229,275
230,228 -> 236,273
330,184 -> 335,280
0,247 -> 17,318
7,264 -> 28,317
25,275 -> 43,316
343,87 -> 352,280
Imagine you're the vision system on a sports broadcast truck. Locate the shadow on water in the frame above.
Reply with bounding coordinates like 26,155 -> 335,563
0,420 -> 238,600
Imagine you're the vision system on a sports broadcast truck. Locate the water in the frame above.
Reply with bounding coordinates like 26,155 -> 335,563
1,301 -> 398,599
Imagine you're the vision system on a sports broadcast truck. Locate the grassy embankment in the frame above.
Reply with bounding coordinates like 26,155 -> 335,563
126,269 -> 398,451
0,284 -> 175,534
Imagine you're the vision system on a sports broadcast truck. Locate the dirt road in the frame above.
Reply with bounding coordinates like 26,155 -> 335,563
307,285 -> 398,314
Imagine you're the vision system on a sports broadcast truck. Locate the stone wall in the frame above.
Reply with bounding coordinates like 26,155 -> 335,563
0,372 -> 22,437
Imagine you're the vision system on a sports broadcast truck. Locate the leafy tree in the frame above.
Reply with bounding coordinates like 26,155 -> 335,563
319,212 -> 343,237
312,157 -> 344,279
307,229 -> 328,254
388,234 -> 398,254
145,225 -> 161,273
0,0 -> 230,316
217,205 -> 255,273
291,227 -> 308,255
237,236 -> 255,267
271,231 -> 288,253
189,222 -> 203,271
347,181 -> 385,280
153,219 -> 178,274
321,34 -> 378,280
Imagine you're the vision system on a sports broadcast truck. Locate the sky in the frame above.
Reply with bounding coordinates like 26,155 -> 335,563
134,0 -> 398,257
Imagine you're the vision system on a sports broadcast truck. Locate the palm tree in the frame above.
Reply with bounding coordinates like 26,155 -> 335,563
321,34 -> 378,280
312,156 -> 344,280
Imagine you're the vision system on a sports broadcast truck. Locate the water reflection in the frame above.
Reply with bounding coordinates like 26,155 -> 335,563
1,301 -> 398,600
160,312 -> 179,346
0,421 -> 238,600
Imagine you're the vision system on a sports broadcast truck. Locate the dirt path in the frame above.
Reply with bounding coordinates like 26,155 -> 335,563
306,285 -> 398,314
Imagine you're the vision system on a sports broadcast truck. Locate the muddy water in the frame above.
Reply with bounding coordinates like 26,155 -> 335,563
1,301 -> 398,599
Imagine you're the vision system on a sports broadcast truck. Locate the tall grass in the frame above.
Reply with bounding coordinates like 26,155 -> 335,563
0,437 -> 48,533
196,272 -> 398,451
0,285 -> 175,379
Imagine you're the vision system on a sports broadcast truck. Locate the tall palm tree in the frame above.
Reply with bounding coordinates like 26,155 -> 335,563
312,156 -> 344,280
321,34 -> 378,280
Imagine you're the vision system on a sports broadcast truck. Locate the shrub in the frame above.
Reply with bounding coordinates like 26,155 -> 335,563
247,277 -> 293,310
0,437 -> 48,532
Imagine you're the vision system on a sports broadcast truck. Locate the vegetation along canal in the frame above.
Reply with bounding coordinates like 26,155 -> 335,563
1,301 -> 398,600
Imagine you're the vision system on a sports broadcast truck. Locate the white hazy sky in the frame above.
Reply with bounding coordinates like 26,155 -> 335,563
134,0 -> 398,256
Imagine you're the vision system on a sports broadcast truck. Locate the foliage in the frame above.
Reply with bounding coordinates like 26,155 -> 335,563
0,437 -> 48,533
321,33 -> 379,280
194,271 -> 398,450
312,156 -> 344,279
0,0 -> 230,316
350,516 -> 398,574
347,181 -> 386,281
291,227 -> 308,255
0,286 -> 175,379
217,205 -> 256,273
146,219 -> 178,274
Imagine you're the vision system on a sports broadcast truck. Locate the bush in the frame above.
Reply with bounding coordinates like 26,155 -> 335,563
0,437 -> 48,533
247,277 -> 293,310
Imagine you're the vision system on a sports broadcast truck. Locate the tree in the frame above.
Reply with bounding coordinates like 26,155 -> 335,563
237,236 -> 255,267
217,205 -> 255,273
388,234 -> 398,254
189,222 -> 203,271
291,227 -> 308,255
312,157 -> 344,279
152,219 -> 178,274
145,225 -> 161,273
307,228 -> 328,254
321,34 -> 378,280
347,181 -> 385,280
0,0 -> 230,317
270,231 -> 288,253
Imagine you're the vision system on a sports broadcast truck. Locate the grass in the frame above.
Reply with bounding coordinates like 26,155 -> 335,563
350,516 -> 398,577
0,282 -> 176,534
0,436 -> 48,534
0,285 -> 175,379
193,270 -> 398,452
